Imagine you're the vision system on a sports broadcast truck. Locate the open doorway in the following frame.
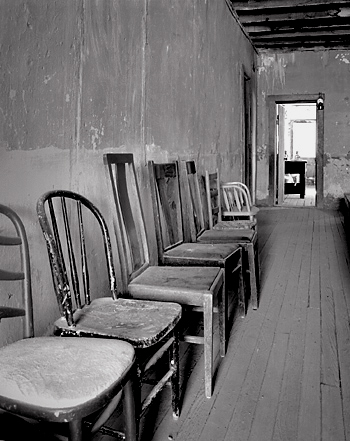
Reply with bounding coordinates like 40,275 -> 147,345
268,94 -> 324,208
279,103 -> 316,207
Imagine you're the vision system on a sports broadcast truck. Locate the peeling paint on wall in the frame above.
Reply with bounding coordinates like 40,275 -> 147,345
335,53 -> 350,64
258,53 -> 295,87
90,123 -> 105,150
324,156 -> 350,200
257,144 -> 267,161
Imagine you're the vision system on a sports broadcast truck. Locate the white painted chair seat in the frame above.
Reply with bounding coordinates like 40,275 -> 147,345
0,337 -> 135,409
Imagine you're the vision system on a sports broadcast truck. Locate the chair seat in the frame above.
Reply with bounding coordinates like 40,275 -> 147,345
128,266 -> 223,306
222,206 -> 259,217
197,229 -> 256,243
164,242 -> 241,265
213,220 -> 256,230
54,298 -> 182,349
0,337 -> 135,409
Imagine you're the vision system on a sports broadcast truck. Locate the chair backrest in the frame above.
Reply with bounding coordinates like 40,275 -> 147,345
204,169 -> 222,230
148,160 -> 185,263
222,182 -> 254,207
179,160 -> 207,242
104,153 -> 151,291
221,182 -> 256,220
36,190 -> 118,327
0,204 -> 34,339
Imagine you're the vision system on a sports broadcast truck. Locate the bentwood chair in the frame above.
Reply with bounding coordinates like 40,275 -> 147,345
36,190 -> 182,432
148,160 -> 245,320
0,204 -> 137,441
181,161 -> 260,311
104,153 -> 225,399
204,170 -> 258,231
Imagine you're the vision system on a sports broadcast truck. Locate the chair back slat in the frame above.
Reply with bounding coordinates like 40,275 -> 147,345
148,161 -> 184,262
61,198 -> 82,309
37,190 -> 118,326
77,201 -> 90,305
205,169 -> 223,229
104,154 -> 150,290
179,160 -> 206,242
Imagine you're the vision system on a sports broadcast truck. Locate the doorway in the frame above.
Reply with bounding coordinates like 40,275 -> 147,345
268,94 -> 324,208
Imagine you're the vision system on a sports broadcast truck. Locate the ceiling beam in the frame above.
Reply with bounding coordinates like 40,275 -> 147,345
230,0 -> 350,10
250,29 -> 350,41
246,24 -> 350,36
238,9 -> 350,24
254,37 -> 350,48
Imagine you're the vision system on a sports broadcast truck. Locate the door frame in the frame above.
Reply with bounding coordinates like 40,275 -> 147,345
276,104 -> 286,205
267,94 -> 324,208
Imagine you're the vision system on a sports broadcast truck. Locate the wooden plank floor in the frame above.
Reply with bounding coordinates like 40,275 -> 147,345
282,185 -> 316,207
93,207 -> 350,441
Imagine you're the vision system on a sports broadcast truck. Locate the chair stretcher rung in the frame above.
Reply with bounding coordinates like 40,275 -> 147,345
0,269 -> 25,281
0,306 -> 25,319
182,335 -> 204,345
141,368 -> 174,417
0,235 -> 22,246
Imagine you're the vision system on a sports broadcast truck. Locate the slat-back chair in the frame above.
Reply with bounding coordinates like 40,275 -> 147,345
0,204 -> 137,441
36,190 -> 182,432
204,171 -> 257,231
221,181 -> 259,224
148,160 -> 245,321
181,161 -> 260,310
104,153 -> 225,399
0,204 -> 34,338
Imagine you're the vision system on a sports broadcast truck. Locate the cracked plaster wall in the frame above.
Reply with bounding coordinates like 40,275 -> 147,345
256,50 -> 350,208
0,0 -> 255,344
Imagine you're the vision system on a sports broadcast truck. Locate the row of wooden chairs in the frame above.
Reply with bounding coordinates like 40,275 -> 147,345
0,154 -> 259,440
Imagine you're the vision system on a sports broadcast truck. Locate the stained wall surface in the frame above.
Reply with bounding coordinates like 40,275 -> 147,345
256,50 -> 350,208
0,0 -> 255,345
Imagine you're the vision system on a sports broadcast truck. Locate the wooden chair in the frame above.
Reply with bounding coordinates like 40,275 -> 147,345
204,170 -> 257,231
0,203 -> 34,338
221,181 -> 259,225
181,161 -> 260,311
148,160 -> 245,321
104,153 -> 225,399
36,190 -> 182,433
0,203 -> 137,441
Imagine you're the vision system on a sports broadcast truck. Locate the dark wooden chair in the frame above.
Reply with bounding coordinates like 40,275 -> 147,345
104,153 -> 225,399
148,160 -> 245,322
0,203 -> 137,441
181,161 -> 260,311
36,190 -> 182,433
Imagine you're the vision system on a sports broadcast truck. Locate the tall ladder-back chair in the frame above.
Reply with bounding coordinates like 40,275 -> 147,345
0,203 -> 137,441
181,161 -> 260,311
104,153 -> 225,399
148,160 -> 245,322
36,190 -> 182,436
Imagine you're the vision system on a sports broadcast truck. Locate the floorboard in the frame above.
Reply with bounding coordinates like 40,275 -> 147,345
90,207 -> 350,441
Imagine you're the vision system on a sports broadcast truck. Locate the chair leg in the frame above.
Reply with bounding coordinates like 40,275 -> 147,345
203,294 -> 213,399
123,379 -> 138,441
255,239 -> 260,295
134,362 -> 142,422
218,275 -> 226,357
245,243 -> 258,310
237,248 -> 246,318
171,330 -> 180,420
68,420 -> 83,441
